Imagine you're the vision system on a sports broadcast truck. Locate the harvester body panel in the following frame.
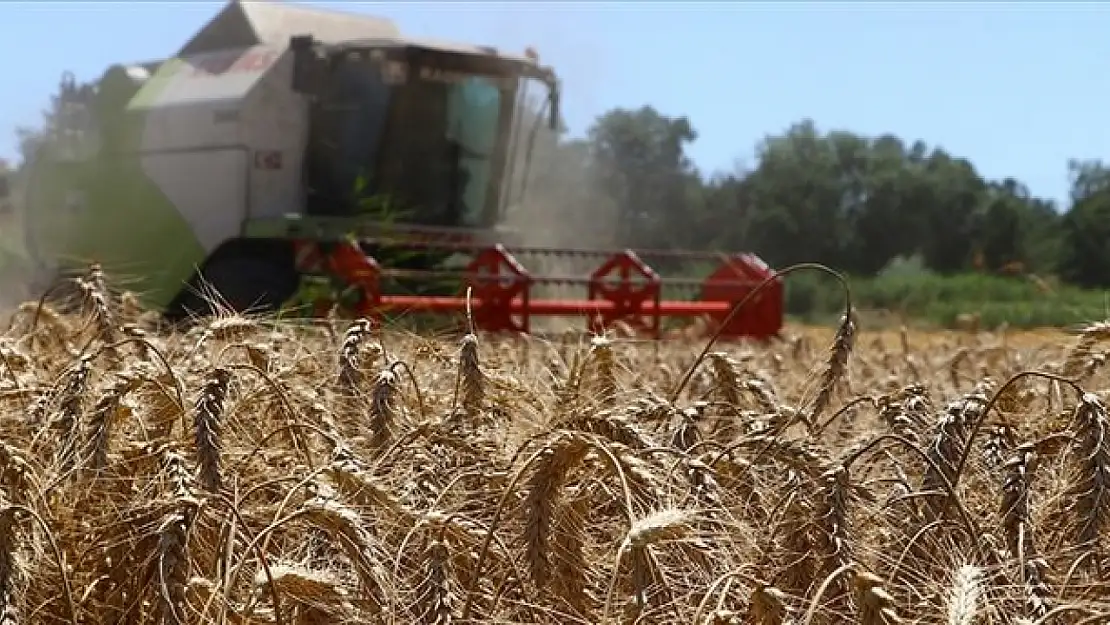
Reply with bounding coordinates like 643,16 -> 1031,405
127,43 -> 304,245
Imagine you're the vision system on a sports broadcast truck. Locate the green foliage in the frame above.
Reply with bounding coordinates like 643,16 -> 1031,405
786,271 -> 1110,329
877,254 -> 934,280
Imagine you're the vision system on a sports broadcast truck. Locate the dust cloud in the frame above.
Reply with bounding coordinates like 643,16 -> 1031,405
475,7 -> 623,332
0,181 -> 56,316
478,6 -> 619,250
496,93 -> 623,333
500,97 -> 618,251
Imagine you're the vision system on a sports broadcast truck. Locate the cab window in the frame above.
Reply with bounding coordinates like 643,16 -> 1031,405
446,77 -> 502,227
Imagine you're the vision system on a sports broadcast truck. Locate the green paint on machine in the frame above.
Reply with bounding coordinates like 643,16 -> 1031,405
24,57 -> 207,312
26,155 -> 208,312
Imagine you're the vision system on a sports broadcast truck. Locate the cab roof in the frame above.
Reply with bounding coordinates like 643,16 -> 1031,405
179,0 -> 526,62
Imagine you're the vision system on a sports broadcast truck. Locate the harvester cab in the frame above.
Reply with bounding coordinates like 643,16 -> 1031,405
287,34 -> 558,232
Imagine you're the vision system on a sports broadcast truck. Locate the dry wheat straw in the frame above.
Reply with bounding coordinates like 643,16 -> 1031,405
0,509 -> 18,625
7,264 -> 1110,623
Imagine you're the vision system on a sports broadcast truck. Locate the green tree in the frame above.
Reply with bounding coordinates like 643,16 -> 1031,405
740,120 -> 854,268
587,106 -> 700,248
1059,159 -> 1110,287
726,120 -> 1061,278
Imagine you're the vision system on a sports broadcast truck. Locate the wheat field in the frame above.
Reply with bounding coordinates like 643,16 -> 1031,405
2,266 -> 1110,624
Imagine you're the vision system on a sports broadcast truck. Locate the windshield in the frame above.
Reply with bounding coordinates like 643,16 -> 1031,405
306,55 -> 507,229
446,77 -> 501,227
499,76 -> 554,223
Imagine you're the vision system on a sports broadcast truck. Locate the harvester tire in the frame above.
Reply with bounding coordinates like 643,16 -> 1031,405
166,249 -> 298,323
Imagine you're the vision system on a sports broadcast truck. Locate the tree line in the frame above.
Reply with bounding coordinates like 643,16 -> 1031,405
523,105 -> 1110,289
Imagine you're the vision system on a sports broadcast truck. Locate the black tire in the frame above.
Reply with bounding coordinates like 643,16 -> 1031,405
165,249 -> 299,323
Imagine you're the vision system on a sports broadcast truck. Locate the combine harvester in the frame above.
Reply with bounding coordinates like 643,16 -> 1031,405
2,0 -> 783,340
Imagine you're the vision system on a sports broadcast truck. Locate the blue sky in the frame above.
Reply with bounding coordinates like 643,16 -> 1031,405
1,1 -> 1107,206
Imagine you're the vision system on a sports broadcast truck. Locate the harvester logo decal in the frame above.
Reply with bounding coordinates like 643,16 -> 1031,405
253,150 -> 282,171
188,49 -> 279,78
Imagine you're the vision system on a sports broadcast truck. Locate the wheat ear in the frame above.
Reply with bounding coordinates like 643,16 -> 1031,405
1064,393 -> 1110,553
523,435 -> 590,590
945,564 -> 983,625
609,508 -> 699,618
457,333 -> 485,417
336,317 -> 376,389
194,367 -> 231,493
53,355 -> 94,472
808,310 -> 856,429
1062,321 -> 1110,378
854,570 -> 901,624
588,336 -> 618,404
413,535 -> 454,625
85,372 -> 143,470
369,367 -> 399,450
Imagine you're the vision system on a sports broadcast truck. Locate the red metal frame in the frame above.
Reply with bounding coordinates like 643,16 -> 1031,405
293,240 -> 783,340
466,245 -> 532,334
700,253 -> 783,339
587,251 -> 662,337
293,239 -> 382,317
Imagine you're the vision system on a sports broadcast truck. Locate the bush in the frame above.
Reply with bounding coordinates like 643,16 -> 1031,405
784,269 -> 1110,329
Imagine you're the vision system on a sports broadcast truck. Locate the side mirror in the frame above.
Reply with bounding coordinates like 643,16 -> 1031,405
290,35 -> 327,95
0,173 -> 11,216
548,81 -> 561,131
